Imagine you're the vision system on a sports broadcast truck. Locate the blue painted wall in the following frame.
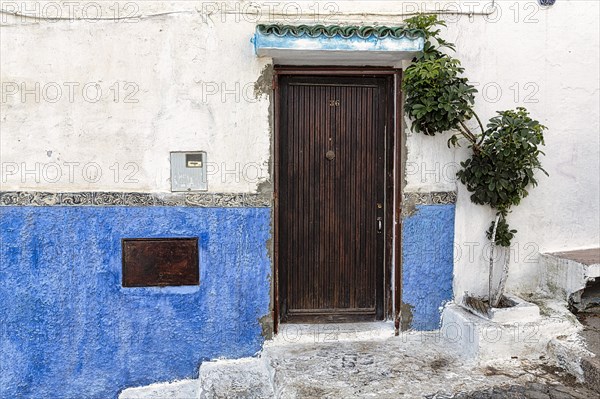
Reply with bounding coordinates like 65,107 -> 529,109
402,204 -> 455,330
0,206 -> 271,399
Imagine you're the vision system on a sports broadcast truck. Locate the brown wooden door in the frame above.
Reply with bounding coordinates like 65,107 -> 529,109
278,75 -> 389,322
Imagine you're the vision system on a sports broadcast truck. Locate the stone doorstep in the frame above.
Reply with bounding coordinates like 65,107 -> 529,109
271,321 -> 395,345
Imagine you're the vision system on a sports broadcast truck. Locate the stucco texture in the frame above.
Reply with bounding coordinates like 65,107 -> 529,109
402,204 -> 455,330
0,206 -> 271,399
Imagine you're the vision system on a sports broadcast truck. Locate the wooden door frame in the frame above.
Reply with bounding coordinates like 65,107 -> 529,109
272,66 -> 402,333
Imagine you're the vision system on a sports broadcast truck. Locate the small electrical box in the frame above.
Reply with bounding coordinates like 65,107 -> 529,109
170,151 -> 207,192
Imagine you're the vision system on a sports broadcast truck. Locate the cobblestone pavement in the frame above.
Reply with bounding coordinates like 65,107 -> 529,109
264,328 -> 599,399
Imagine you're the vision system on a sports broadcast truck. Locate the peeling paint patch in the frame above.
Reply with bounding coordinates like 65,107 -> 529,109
400,302 -> 414,331
254,64 -> 274,99
255,63 -> 275,196
259,313 -> 273,340
402,196 -> 418,218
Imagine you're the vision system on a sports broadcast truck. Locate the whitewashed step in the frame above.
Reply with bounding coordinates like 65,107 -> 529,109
540,248 -> 600,304
119,379 -> 199,399
198,357 -> 274,399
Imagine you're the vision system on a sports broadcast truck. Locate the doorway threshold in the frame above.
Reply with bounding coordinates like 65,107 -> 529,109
271,321 -> 394,345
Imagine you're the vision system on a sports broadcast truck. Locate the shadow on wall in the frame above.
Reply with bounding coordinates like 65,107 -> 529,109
0,206 -> 271,399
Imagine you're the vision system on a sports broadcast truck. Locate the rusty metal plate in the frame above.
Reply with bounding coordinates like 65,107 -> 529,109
122,238 -> 199,287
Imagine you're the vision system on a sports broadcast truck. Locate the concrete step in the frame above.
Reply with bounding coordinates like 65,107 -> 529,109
119,379 -> 199,399
539,248 -> 600,305
117,323 -> 392,399
119,357 -> 275,399
198,357 -> 274,399
537,248 -> 600,391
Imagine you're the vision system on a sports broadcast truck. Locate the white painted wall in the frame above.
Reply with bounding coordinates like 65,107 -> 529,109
444,0 -> 600,297
1,1 -> 271,193
1,1 -> 598,296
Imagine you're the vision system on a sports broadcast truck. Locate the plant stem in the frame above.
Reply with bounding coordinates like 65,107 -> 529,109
488,214 -> 500,304
473,112 -> 487,144
458,121 -> 478,146
492,246 -> 511,307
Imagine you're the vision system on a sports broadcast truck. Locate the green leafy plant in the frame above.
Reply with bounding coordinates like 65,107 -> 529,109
403,15 -> 548,307
458,108 -> 548,242
403,16 -> 477,137
404,57 -> 477,136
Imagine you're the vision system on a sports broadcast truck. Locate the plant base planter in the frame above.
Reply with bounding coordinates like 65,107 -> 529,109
488,295 -> 541,323
461,294 -> 541,323
441,298 -> 578,361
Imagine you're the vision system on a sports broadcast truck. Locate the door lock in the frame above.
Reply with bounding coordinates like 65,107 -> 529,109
377,217 -> 383,233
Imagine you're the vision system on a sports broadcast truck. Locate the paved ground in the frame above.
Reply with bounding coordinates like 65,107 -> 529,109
576,311 -> 600,396
263,327 -> 598,399
451,383 -> 595,399
123,323 -> 599,398
578,312 -> 600,356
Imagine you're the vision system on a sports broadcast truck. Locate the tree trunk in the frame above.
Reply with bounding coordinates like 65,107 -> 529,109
492,248 -> 511,307
488,214 -> 500,303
